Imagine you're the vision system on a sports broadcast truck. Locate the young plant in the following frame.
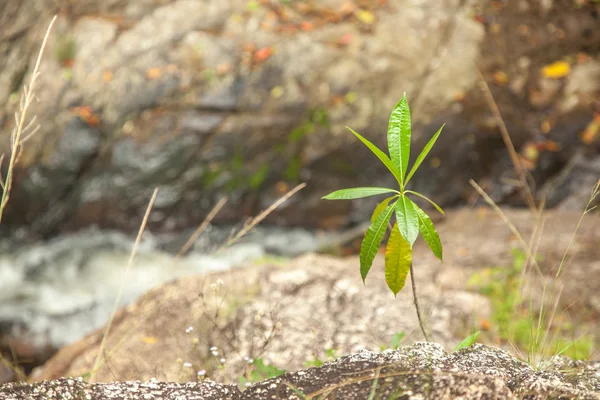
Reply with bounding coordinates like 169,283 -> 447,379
322,94 -> 444,340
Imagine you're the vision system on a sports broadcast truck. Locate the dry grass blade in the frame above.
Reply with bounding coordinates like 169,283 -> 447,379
0,15 -> 57,223
90,188 -> 159,382
469,179 -> 542,276
556,179 -> 600,278
176,196 -> 228,258
218,182 -> 306,251
477,69 -> 536,212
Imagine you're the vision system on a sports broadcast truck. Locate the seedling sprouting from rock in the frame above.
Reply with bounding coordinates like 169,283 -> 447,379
322,94 -> 444,340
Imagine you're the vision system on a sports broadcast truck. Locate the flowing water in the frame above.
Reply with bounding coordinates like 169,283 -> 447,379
0,225 -> 335,351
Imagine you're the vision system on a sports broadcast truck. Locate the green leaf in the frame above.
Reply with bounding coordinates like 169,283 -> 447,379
414,204 -> 443,261
346,127 -> 403,186
371,196 -> 398,223
455,331 -> 481,351
322,187 -> 399,200
395,196 -> 419,247
385,223 -> 412,296
360,203 -> 394,282
405,124 -> 445,185
405,190 -> 445,215
387,94 -> 411,184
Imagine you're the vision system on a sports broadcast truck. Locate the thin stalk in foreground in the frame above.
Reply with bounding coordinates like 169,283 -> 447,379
556,179 -> 600,278
477,68 -> 536,212
176,196 -> 227,258
90,188 -> 159,382
0,15 -> 57,222
410,262 -> 429,341
218,182 -> 306,251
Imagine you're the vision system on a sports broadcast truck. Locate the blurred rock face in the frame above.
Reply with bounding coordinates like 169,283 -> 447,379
0,0 -> 599,237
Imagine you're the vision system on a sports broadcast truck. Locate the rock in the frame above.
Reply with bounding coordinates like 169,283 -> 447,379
3,343 -> 600,399
0,378 -> 240,400
245,343 -> 600,399
32,208 -> 600,384
2,0 -> 484,235
2,1 -> 600,235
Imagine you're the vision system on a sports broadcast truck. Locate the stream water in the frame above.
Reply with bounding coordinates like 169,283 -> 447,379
0,225 -> 335,352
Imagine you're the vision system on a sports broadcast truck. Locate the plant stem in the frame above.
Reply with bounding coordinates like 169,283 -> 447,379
410,261 -> 429,341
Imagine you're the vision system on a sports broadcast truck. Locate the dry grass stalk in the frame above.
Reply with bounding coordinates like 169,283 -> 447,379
219,182 -> 306,251
176,196 -> 228,258
90,188 -> 159,382
0,16 -> 57,223
477,69 -> 537,212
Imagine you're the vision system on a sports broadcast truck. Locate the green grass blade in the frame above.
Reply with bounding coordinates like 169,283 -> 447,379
371,196 -> 398,223
405,190 -> 445,215
414,204 -> 443,261
322,187 -> 399,200
385,223 -> 412,296
347,126 -> 403,186
405,124 -> 445,185
360,203 -> 394,282
387,94 -> 411,184
455,331 -> 481,351
395,195 -> 419,247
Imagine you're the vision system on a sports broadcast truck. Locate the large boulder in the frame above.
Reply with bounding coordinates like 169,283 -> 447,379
1,0 -> 599,236
3,343 -> 600,399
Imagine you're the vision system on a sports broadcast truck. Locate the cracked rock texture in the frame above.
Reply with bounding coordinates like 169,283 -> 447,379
3,343 -> 600,399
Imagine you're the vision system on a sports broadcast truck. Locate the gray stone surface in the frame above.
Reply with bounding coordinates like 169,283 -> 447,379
3,344 -> 600,399
1,0 -> 600,236
244,343 -> 600,399
2,0 -> 485,234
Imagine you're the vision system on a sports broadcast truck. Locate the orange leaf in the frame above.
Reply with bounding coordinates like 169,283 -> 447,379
146,67 -> 162,80
580,114 -> 600,145
254,46 -> 274,62
479,318 -> 492,331
338,33 -> 352,46
300,21 -> 313,31
493,71 -> 509,86
102,70 -> 113,83
77,106 -> 101,127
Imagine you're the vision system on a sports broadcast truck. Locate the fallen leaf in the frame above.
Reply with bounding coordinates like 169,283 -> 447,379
480,318 -> 492,331
338,33 -> 353,46
540,120 -> 552,134
541,61 -> 570,79
102,70 -> 113,83
300,21 -> 313,31
493,71 -> 509,86
141,336 -> 158,344
542,139 -> 560,152
271,85 -> 285,98
345,91 -> 357,104
76,106 -> 100,126
522,142 -> 540,163
254,46 -> 274,62
580,114 -> 600,144
356,9 -> 375,24
146,67 -> 162,80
